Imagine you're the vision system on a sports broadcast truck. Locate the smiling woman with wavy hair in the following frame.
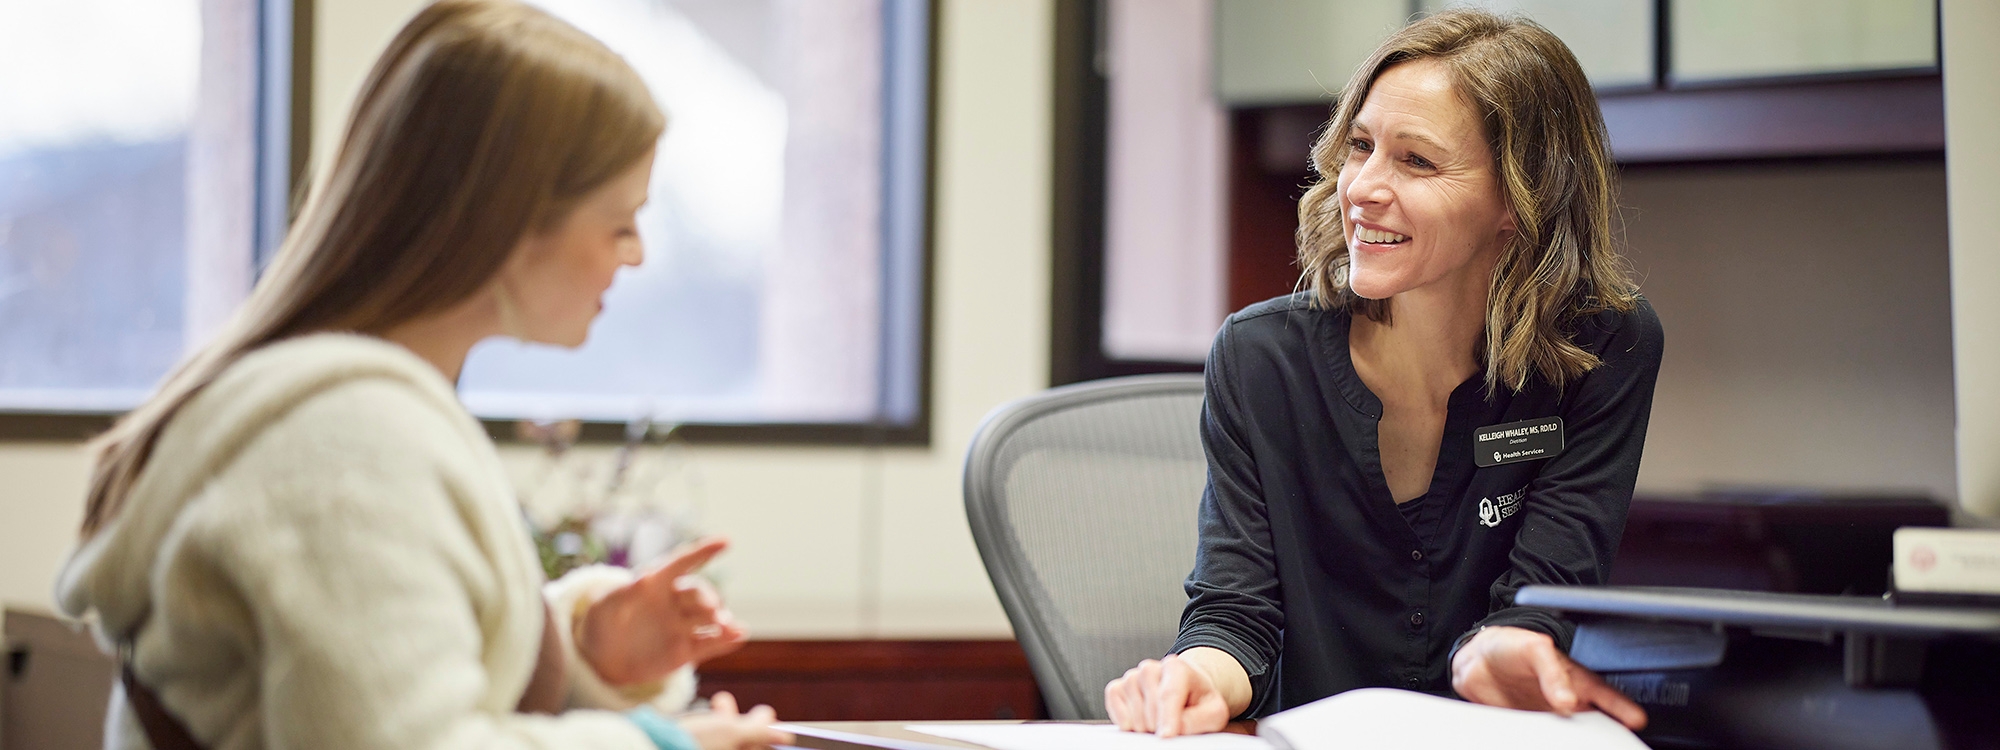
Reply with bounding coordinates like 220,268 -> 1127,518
1295,8 -> 1640,396
1106,8 -> 1663,738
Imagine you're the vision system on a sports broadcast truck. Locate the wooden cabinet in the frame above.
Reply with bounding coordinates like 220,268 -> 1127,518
1214,0 -> 1409,105
1419,0 -> 1655,89
1611,492 -> 1952,595
1216,0 -> 1941,96
3,609 -> 113,750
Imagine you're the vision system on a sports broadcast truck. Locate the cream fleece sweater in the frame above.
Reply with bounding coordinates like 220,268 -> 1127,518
56,334 -> 693,749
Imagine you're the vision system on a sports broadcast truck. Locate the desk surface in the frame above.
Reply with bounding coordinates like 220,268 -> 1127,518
782,721 -> 1016,750
781,720 -> 1262,750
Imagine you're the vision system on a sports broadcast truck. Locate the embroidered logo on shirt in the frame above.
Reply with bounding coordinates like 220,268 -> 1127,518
1478,485 -> 1528,528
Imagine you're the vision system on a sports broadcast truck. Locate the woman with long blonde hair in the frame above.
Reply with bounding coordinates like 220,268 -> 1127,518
57,2 -> 787,748
1107,9 -> 1663,736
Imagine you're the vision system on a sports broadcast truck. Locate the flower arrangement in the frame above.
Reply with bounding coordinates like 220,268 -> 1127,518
513,417 -> 709,581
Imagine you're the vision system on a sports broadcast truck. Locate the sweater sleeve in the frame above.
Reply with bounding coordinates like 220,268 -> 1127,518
1170,320 -> 1286,717
1467,301 -> 1666,653
172,379 -> 656,750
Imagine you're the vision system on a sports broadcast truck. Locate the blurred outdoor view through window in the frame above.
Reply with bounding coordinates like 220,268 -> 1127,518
0,0 -> 928,428
0,0 -> 204,411
463,0 -> 917,426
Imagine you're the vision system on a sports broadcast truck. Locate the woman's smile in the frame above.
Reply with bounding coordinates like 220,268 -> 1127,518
1349,218 -> 1413,250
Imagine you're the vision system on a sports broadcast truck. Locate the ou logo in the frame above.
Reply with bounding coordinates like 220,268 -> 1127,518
1477,486 -> 1525,528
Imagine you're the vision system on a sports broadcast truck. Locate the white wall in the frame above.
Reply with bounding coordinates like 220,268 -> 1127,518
1944,0 -> 2000,520
0,445 -> 93,615
0,0 -> 1051,638
1625,160 -> 1957,502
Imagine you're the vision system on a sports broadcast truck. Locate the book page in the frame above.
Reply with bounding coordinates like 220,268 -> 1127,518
1258,689 -> 1647,750
908,723 -> 1274,750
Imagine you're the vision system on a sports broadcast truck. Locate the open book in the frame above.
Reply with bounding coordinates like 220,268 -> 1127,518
1257,688 -> 1647,750
901,689 -> 1644,750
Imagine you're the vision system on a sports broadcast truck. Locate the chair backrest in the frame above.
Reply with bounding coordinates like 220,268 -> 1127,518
963,374 -> 1207,720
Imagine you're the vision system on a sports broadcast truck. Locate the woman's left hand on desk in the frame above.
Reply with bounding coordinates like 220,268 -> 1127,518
682,690 -> 793,750
1450,625 -> 1648,731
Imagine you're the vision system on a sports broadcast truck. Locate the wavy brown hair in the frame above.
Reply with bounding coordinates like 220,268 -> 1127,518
80,0 -> 665,537
1295,8 -> 1636,395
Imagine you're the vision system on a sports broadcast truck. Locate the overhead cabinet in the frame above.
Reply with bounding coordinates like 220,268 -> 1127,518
1671,0 -> 1938,85
1210,0 -> 1943,162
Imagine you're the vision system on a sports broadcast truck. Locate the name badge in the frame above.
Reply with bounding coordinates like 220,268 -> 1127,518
1474,416 -> 1563,467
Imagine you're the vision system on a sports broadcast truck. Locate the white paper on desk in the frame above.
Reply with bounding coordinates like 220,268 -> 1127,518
1257,688 -> 1648,750
908,723 -> 1274,750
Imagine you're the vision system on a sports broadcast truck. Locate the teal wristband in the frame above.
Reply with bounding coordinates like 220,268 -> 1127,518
627,706 -> 698,750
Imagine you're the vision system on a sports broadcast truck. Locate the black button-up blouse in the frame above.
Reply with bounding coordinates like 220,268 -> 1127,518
1171,293 -> 1665,717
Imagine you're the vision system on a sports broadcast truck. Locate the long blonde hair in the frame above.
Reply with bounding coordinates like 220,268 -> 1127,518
1295,8 -> 1637,395
81,0 -> 664,537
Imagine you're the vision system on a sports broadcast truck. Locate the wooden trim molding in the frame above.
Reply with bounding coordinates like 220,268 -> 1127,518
700,640 -> 1032,675
696,640 -> 1045,721
0,413 -> 115,442
1242,75 -> 1946,173
1,623 -> 1047,732
1600,74 -> 1945,163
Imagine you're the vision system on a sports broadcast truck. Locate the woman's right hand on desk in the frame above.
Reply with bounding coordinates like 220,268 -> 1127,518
1105,648 -> 1250,737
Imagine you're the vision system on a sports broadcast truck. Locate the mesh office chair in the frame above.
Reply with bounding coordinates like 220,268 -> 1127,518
963,374 -> 1208,720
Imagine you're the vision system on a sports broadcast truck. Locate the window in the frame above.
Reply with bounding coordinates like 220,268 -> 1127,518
0,0 -> 300,421
0,0 -> 218,410
1099,0 -> 1226,363
459,0 -> 933,435
0,0 -> 933,443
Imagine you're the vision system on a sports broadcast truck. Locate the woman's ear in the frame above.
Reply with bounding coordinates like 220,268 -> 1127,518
491,273 -> 531,340
487,231 -> 545,340
1497,205 -> 1519,243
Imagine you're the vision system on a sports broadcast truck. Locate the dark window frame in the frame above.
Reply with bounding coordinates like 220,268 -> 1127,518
1051,0 -> 1944,386
1,0 -> 942,448
1049,0 -> 1204,386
